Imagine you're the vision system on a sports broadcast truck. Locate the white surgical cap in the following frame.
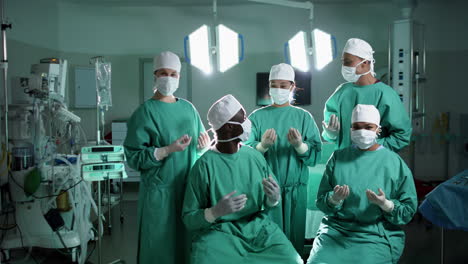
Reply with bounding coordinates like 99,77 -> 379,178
208,94 -> 244,131
153,51 -> 181,73
352,104 -> 380,126
269,63 -> 295,82
343,38 -> 375,61
343,38 -> 376,76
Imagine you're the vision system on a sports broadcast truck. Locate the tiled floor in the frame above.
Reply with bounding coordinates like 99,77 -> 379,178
5,198 -> 468,264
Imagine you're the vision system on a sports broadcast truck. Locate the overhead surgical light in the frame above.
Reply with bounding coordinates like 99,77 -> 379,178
184,1 -> 244,74
217,24 -> 243,73
187,25 -> 212,74
287,31 -> 309,72
312,29 -> 335,70
249,0 -> 337,71
284,29 -> 337,72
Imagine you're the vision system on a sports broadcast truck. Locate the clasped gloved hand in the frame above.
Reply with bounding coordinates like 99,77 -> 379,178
262,176 -> 280,206
155,134 -> 192,160
366,188 -> 394,213
205,191 -> 248,222
329,185 -> 350,206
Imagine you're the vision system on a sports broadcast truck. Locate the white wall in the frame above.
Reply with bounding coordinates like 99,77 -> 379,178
4,0 -> 468,179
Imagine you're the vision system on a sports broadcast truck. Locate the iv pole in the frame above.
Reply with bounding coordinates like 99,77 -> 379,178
89,56 -> 124,264
0,0 -> 12,229
1,0 -> 11,165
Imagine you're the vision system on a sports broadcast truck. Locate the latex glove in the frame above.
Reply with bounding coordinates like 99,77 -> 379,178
207,191 -> 247,221
322,114 -> 340,140
262,176 -> 280,206
366,188 -> 394,213
155,135 -> 192,160
260,129 -> 277,149
329,185 -> 350,205
287,128 -> 308,154
197,131 -> 210,150
168,134 -> 192,153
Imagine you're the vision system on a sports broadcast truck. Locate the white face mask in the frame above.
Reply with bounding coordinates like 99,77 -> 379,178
350,129 -> 378,149
341,60 -> 371,83
217,119 -> 252,142
153,76 -> 179,96
269,88 -> 291,105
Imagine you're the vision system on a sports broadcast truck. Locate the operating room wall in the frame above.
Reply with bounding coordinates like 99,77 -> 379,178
3,0 -> 468,180
408,3 -> 468,180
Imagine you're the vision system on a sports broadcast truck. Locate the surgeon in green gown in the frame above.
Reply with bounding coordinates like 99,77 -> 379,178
308,104 -> 417,264
322,38 -> 412,152
245,63 -> 322,255
124,51 -> 210,264
183,94 -> 302,264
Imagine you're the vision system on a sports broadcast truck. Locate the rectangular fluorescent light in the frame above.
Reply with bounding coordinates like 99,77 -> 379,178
217,24 -> 239,73
312,29 -> 333,70
189,25 -> 212,74
288,31 -> 309,72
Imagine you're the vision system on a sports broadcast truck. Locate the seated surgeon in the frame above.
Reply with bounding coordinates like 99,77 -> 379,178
308,104 -> 417,264
182,94 -> 302,264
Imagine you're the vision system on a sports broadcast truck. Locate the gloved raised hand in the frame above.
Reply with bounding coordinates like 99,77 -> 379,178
287,128 -> 302,147
322,114 -> 340,140
197,131 -> 211,150
155,135 -> 192,160
329,185 -> 350,205
209,191 -> 247,220
260,128 -> 277,149
366,188 -> 394,213
287,128 -> 308,154
262,176 -> 280,206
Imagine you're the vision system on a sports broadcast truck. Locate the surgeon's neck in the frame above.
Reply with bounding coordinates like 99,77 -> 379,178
272,102 -> 290,108
360,143 -> 380,151
355,73 -> 377,86
153,91 -> 176,103
216,141 -> 241,154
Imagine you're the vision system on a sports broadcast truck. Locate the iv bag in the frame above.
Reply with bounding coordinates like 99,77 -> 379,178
95,62 -> 112,107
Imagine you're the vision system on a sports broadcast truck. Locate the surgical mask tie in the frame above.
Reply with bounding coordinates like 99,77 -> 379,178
216,119 -> 252,142
341,60 -> 373,82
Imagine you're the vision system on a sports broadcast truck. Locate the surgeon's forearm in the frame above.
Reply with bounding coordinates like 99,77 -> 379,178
154,147 -> 169,160
382,199 -> 417,225
379,199 -> 394,213
316,193 -> 342,214
378,128 -> 412,151
125,146 -> 162,171
321,130 -> 337,143
265,196 -> 280,207
204,208 -> 217,223
256,142 -> 269,153
183,210 -> 214,231
154,144 -> 178,160
328,196 -> 343,206
197,145 -> 209,156
294,142 -> 309,155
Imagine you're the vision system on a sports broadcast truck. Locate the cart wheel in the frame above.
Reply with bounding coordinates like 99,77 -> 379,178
1,249 -> 11,262
71,247 -> 78,263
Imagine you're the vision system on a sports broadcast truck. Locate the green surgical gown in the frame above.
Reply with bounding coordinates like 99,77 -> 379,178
308,146 -> 417,264
182,146 -> 302,264
322,82 -> 412,152
245,105 -> 322,255
124,98 -> 205,264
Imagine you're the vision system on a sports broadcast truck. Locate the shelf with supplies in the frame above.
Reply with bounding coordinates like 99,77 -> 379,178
111,121 -> 141,182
